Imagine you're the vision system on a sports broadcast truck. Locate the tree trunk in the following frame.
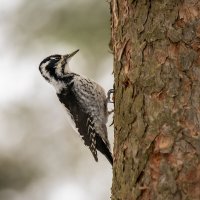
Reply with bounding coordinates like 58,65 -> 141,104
110,0 -> 200,199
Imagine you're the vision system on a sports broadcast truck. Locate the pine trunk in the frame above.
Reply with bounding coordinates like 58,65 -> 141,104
110,0 -> 200,199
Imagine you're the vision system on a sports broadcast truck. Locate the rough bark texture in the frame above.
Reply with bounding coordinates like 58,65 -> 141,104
110,0 -> 200,200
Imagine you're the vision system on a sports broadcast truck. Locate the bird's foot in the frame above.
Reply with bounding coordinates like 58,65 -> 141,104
107,89 -> 114,103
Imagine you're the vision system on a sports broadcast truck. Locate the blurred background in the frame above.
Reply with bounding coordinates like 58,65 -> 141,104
0,0 -> 113,199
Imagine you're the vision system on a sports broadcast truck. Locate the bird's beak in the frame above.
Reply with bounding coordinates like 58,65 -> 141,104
63,49 -> 79,74
65,49 -> 79,59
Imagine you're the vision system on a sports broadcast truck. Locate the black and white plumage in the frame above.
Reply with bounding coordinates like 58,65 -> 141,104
39,50 -> 113,165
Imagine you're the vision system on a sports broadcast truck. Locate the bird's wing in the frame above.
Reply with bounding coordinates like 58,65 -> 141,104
57,75 -> 112,163
57,85 -> 98,161
72,76 -> 113,165
72,76 -> 109,142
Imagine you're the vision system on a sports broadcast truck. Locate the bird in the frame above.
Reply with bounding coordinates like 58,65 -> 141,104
39,49 -> 113,165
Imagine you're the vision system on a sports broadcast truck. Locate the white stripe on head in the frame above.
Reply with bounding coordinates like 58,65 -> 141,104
40,61 -> 65,93
55,61 -> 63,76
40,61 -> 51,81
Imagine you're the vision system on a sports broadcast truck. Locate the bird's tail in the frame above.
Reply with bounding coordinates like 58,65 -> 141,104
104,148 -> 113,166
96,134 -> 113,166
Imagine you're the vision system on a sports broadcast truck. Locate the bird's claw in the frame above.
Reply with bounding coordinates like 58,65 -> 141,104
107,89 -> 114,103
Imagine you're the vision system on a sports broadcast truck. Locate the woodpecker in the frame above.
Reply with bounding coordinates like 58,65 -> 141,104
39,49 -> 113,165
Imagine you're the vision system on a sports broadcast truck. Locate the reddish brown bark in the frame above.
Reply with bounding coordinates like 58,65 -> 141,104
110,0 -> 200,199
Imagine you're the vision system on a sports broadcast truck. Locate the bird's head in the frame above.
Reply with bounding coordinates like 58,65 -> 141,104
39,49 -> 79,82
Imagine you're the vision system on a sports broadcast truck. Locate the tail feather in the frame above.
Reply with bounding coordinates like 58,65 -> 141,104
95,135 -> 113,166
104,148 -> 113,166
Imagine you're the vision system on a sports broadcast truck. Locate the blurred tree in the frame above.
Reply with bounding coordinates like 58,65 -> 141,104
0,1 -> 113,199
110,0 -> 200,199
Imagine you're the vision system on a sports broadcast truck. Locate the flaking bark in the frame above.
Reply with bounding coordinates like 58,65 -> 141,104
110,0 -> 200,199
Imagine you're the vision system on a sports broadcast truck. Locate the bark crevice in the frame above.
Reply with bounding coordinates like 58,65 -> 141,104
111,0 -> 200,199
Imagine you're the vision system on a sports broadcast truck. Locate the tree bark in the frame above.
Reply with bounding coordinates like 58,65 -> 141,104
110,0 -> 200,199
